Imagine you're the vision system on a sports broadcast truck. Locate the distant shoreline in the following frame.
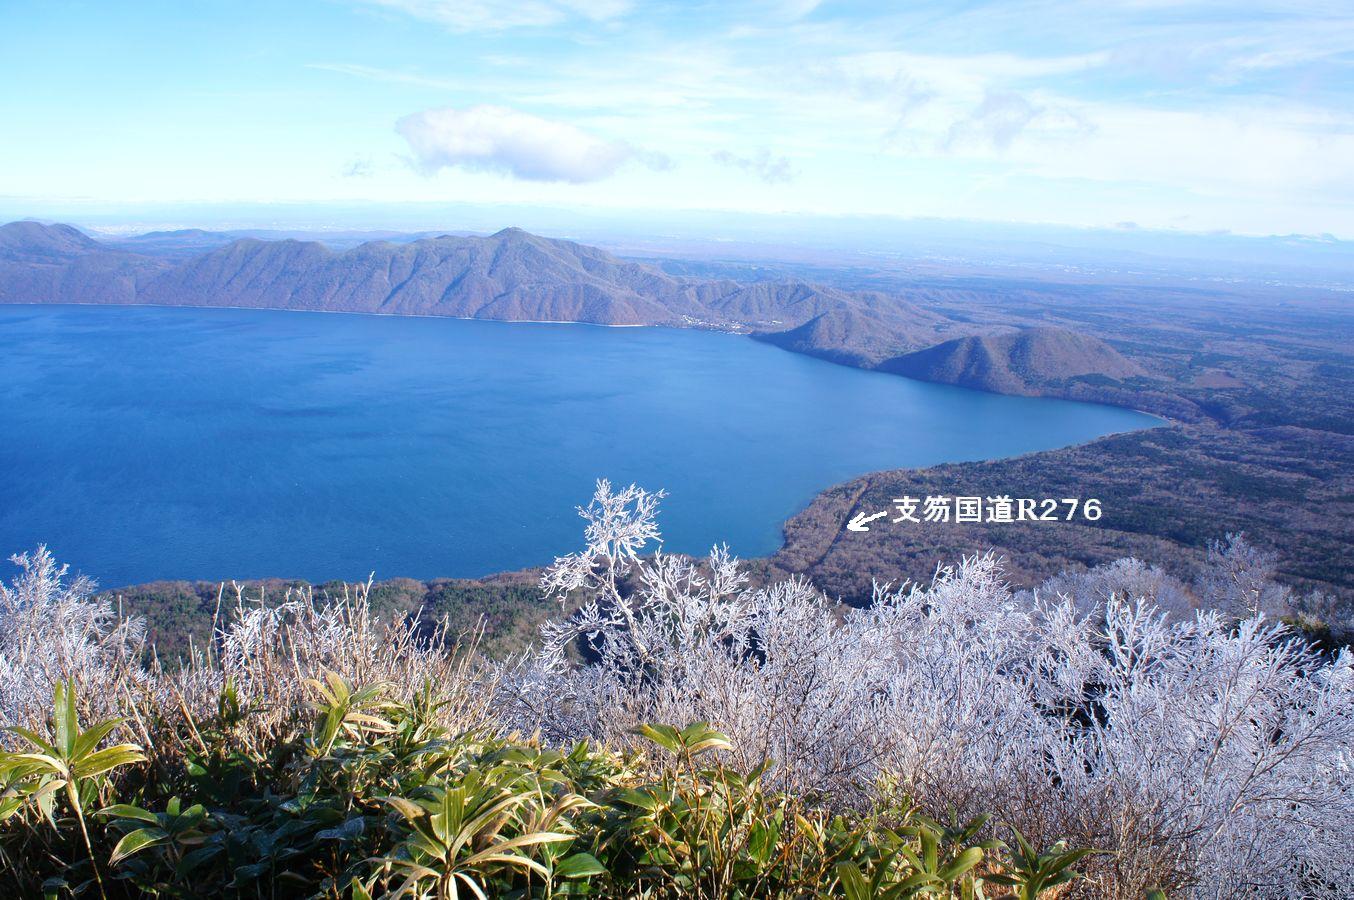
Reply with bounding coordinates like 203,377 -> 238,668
7,299 -> 653,329
0,299 -> 1170,423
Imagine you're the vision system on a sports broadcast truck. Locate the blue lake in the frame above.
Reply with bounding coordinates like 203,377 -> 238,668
0,305 -> 1160,587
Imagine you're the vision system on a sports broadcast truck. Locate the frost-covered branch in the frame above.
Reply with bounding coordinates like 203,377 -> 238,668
502,482 -> 1354,899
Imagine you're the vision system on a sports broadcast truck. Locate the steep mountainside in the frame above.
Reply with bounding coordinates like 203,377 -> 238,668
137,227 -> 707,325
879,326 -> 1148,395
1,221 -> 1161,405
0,221 -> 170,305
0,220 -> 102,255
756,306 -> 953,366
0,221 -> 963,339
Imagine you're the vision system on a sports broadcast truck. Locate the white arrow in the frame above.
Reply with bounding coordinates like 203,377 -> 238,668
847,511 -> 888,532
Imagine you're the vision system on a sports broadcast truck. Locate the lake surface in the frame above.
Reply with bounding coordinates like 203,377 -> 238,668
0,305 -> 1160,587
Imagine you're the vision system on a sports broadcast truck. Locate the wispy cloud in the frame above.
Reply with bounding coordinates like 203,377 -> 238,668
308,63 -> 462,91
941,92 -> 1041,151
351,0 -> 632,31
397,105 -> 660,183
344,1 -> 1354,225
341,157 -> 375,178
711,149 -> 796,184
9,0 -> 1354,234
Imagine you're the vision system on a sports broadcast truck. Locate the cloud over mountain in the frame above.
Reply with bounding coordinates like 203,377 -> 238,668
397,105 -> 637,183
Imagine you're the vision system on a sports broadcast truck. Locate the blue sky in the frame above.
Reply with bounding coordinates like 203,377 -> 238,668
2,0 -> 1353,237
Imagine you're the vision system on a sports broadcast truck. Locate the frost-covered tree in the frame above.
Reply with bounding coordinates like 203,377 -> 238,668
0,546 -> 144,731
6,484 -> 1352,898
1031,556 -> 1194,620
503,481 -> 1354,899
1196,532 -> 1294,619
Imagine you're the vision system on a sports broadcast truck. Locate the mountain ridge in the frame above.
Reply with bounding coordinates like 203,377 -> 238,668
0,220 -> 1161,408
0,219 -> 958,336
879,326 -> 1150,396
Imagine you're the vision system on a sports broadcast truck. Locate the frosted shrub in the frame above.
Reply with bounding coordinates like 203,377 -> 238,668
1196,532 -> 1294,619
504,481 -> 1354,898
193,579 -> 495,739
0,546 -> 145,732
5,484 -> 1350,897
1065,603 -> 1354,898
1030,556 -> 1194,620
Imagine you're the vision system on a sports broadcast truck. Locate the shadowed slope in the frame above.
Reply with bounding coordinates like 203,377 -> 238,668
879,326 -> 1148,396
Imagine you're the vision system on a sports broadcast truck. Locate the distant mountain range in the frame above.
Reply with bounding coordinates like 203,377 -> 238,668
0,220 -> 1163,406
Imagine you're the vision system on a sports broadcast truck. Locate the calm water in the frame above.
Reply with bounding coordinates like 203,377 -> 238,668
0,305 -> 1159,587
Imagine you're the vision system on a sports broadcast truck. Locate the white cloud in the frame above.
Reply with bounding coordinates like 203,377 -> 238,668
341,156 -> 375,178
396,105 -> 644,183
942,92 -> 1045,151
353,0 -> 631,31
938,90 -> 1095,152
308,62 -> 462,90
711,149 -> 796,184
1005,102 -> 1354,199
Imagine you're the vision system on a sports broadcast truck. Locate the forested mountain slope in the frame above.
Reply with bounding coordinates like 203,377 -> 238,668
2,221 -> 1158,399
